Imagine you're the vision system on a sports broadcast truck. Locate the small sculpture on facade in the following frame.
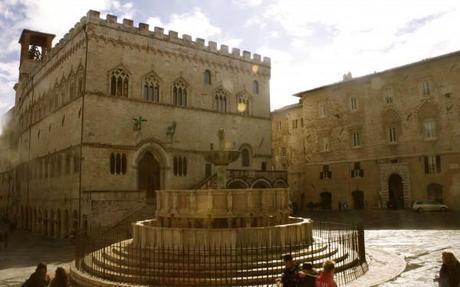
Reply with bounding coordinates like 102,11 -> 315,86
133,116 -> 147,131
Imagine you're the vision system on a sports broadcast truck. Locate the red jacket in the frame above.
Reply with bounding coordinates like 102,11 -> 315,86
315,271 -> 337,287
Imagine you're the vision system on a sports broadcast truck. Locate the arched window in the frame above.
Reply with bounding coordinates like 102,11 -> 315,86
204,70 -> 212,85
110,153 -> 127,175
143,73 -> 160,102
172,79 -> 188,107
173,156 -> 187,176
110,68 -> 129,97
252,80 -> 259,95
241,149 -> 250,167
215,89 -> 227,112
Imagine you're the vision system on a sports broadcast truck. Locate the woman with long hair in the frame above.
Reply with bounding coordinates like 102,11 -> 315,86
438,251 -> 460,287
50,267 -> 69,287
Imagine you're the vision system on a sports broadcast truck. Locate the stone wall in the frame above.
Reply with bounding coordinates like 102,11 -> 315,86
273,51 -> 460,210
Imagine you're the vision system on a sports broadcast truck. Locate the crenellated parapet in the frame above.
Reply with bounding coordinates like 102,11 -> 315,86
53,10 -> 270,67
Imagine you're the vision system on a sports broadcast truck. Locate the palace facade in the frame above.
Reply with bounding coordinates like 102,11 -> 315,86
0,10 -> 286,237
273,51 -> 460,210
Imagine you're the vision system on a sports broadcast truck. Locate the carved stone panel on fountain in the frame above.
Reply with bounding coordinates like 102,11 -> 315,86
155,188 -> 291,228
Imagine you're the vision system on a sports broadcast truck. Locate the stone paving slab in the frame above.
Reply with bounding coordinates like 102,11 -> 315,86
343,247 -> 406,287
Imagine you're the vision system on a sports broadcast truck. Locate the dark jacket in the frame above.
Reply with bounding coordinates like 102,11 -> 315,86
439,262 -> 460,287
23,271 -> 49,287
281,265 -> 298,287
297,272 -> 317,287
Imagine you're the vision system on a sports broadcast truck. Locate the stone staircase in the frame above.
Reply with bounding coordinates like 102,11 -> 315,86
74,238 -> 361,287
99,205 -> 155,239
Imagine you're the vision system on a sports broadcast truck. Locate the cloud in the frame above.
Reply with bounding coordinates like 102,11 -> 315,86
146,7 -> 242,48
233,0 -> 263,8
250,0 -> 460,109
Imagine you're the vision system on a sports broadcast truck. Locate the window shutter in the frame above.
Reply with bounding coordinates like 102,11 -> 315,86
424,156 -> 429,174
436,155 -> 441,173
360,169 -> 364,177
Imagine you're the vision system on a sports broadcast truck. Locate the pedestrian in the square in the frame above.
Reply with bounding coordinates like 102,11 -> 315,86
297,262 -> 318,287
437,251 -> 460,287
315,260 -> 337,287
22,262 -> 50,287
281,254 -> 298,287
50,267 -> 69,287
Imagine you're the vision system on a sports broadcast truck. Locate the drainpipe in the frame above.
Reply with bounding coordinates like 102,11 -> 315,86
78,24 -> 89,232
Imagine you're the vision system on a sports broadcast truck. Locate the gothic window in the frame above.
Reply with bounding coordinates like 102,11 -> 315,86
383,87 -> 393,104
421,80 -> 431,96
352,131 -> 361,148
424,155 -> 441,174
110,68 -> 129,97
204,70 -> 212,85
110,153 -> 127,175
241,148 -> 250,167
215,89 -> 227,112
423,119 -> 436,140
143,73 -> 160,103
237,93 -> 250,115
388,127 -> 397,143
351,162 -> 364,178
252,80 -> 259,95
320,165 -> 332,179
350,97 -> 358,111
173,156 -> 187,176
172,79 -> 188,107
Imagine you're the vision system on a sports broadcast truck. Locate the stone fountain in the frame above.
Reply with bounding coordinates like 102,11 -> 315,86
72,129 -> 364,287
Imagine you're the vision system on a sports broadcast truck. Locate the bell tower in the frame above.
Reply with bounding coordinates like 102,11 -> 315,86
18,29 -> 55,81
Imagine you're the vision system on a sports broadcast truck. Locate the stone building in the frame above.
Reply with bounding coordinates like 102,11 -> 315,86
0,10 -> 286,237
273,51 -> 460,210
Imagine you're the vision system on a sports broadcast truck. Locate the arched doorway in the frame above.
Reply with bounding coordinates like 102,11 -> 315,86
138,152 -> 160,203
352,190 -> 364,209
427,183 -> 443,203
388,174 -> 404,209
320,192 -> 332,209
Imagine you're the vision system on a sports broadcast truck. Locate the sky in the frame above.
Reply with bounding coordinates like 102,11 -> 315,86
1,0 -> 460,132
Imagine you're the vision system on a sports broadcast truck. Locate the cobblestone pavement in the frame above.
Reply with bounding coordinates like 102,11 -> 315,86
0,232 -> 73,287
300,210 -> 460,286
1,210 -> 459,286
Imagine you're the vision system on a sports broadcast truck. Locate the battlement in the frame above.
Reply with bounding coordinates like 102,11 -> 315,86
52,10 -> 270,67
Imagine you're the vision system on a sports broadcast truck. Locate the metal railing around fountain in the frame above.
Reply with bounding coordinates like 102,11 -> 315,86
73,222 -> 368,287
